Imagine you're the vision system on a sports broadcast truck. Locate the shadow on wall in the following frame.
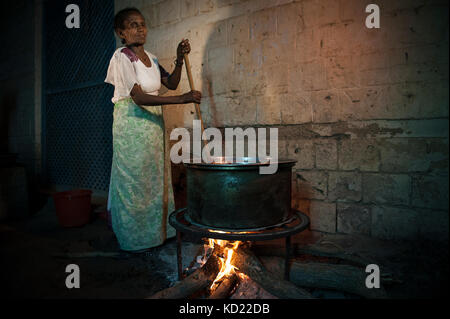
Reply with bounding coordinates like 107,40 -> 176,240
199,2 -> 306,128
166,3 -> 303,209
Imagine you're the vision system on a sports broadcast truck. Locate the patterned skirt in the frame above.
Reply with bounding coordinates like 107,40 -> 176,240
108,98 -> 175,251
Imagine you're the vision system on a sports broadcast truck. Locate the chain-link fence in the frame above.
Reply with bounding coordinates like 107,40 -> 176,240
44,0 -> 115,191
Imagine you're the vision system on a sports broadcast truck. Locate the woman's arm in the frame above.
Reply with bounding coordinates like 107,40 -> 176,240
130,84 -> 201,106
161,39 -> 190,90
161,61 -> 182,90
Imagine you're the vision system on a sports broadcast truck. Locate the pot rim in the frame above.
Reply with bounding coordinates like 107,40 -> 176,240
184,157 -> 296,170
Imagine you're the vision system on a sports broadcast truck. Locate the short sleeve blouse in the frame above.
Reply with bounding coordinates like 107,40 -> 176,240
105,47 -> 169,104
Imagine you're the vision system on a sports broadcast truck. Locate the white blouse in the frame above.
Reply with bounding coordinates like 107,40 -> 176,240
105,47 -> 166,103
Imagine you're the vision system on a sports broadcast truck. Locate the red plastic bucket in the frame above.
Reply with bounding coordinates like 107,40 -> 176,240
52,189 -> 92,227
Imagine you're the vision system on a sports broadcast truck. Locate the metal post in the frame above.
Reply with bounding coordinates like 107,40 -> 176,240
284,236 -> 291,281
176,231 -> 183,280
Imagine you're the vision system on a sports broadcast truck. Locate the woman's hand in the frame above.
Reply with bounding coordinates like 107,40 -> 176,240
131,84 -> 201,106
176,39 -> 191,62
181,90 -> 202,104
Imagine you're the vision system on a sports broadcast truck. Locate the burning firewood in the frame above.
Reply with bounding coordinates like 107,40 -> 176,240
206,239 -> 313,299
230,247 -> 314,299
208,273 -> 238,299
149,239 -> 313,299
231,273 -> 278,299
149,237 -> 396,299
148,245 -> 223,299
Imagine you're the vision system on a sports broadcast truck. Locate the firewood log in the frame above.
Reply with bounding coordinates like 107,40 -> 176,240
148,247 -> 222,299
260,256 -> 389,299
252,243 -> 374,267
252,243 -> 400,285
231,248 -> 313,299
208,273 -> 238,299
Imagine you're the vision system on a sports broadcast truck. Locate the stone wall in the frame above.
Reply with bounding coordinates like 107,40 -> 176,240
114,0 -> 449,241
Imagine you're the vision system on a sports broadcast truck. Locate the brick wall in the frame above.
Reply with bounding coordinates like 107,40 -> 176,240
114,0 -> 449,241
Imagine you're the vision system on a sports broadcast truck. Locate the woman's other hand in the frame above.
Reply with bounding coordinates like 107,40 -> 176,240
177,39 -> 191,61
131,84 -> 202,106
181,90 -> 202,104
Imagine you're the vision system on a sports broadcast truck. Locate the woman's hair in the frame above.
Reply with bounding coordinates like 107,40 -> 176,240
114,7 -> 143,44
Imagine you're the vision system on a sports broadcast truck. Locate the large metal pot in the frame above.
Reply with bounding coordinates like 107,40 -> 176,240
185,157 -> 296,230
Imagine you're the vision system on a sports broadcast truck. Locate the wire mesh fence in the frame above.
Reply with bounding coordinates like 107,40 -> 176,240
44,0 -> 115,191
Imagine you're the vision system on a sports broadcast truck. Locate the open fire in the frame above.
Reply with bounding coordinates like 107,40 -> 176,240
207,239 -> 242,292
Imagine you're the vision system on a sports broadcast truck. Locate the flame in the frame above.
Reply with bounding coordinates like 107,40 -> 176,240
208,239 -> 242,290
237,272 -> 249,281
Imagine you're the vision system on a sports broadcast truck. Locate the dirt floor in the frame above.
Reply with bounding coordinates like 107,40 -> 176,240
0,196 -> 448,299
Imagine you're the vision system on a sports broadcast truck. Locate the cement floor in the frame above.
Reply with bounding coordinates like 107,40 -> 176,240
0,197 -> 448,299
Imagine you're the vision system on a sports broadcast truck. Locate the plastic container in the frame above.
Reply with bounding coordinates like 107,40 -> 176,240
53,189 -> 92,227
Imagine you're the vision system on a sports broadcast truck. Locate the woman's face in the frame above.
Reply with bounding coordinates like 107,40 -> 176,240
118,12 -> 147,46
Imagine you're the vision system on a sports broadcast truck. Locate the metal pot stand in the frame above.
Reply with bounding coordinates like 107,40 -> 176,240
169,208 -> 310,281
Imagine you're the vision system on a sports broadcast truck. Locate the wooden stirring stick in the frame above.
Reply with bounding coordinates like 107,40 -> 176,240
183,53 -> 206,143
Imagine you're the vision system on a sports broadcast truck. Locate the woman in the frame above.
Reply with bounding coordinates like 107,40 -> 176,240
105,7 -> 201,253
